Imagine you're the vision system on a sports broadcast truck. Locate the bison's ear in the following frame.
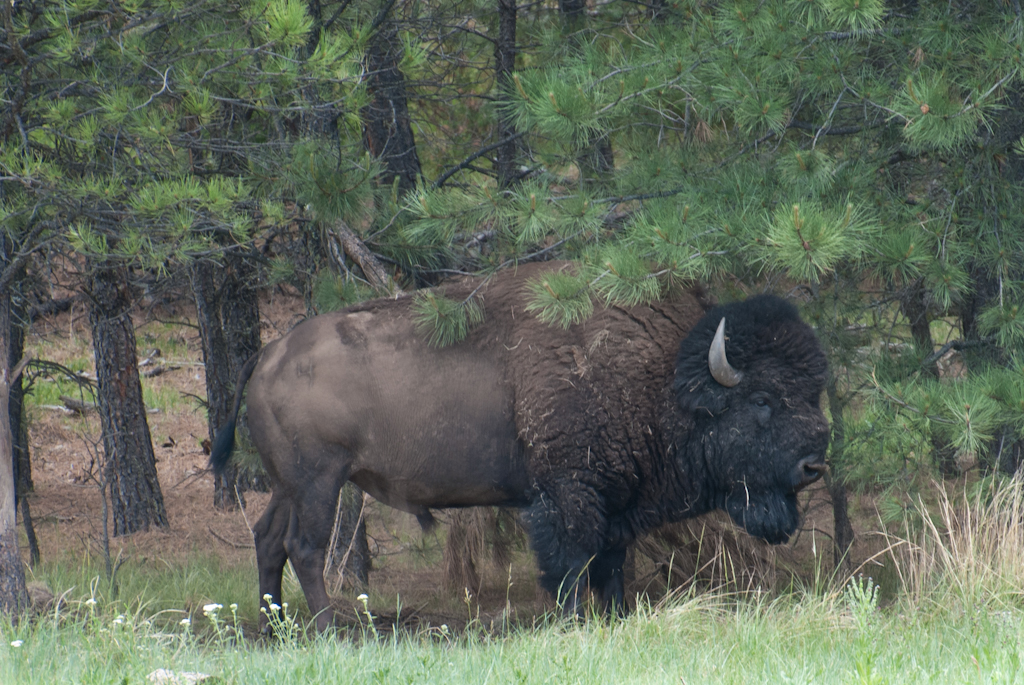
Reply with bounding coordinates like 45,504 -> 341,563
676,379 -> 729,417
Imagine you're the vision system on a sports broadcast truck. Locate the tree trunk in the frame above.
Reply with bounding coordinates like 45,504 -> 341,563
900,281 -> 937,377
325,220 -> 397,292
221,252 -> 269,494
221,252 -> 263,378
362,5 -> 423,196
558,0 -> 614,182
900,281 -> 959,475
0,242 -> 30,616
494,0 -> 519,189
825,376 -> 854,574
193,251 -> 267,508
559,0 -> 586,31
8,280 -> 30,499
88,264 -> 168,536
6,288 -> 38,566
191,259 -> 243,508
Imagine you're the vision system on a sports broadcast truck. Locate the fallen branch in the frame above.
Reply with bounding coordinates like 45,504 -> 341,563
142,364 -> 180,378
59,395 -> 95,414
324,219 -> 402,294
207,525 -> 254,549
40,405 -> 76,415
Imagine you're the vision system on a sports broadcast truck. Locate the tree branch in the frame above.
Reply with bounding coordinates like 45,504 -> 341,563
324,220 -> 401,294
0,221 -> 52,294
433,131 -> 527,189
921,337 -> 995,368
322,0 -> 355,32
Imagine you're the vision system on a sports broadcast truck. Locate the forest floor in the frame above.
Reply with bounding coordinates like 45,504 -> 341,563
14,284 -> 857,633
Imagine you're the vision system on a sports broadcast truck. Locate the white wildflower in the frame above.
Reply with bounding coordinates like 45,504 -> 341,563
10,640 -> 23,648
85,598 -> 97,607
356,593 -> 368,602
202,603 -> 223,614
180,618 -> 191,627
269,603 -> 281,612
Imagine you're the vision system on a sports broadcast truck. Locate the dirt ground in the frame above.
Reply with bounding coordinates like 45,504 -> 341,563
15,286 -> 852,629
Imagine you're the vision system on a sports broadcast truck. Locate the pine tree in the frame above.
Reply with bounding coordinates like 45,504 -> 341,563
1,0 -> 372,529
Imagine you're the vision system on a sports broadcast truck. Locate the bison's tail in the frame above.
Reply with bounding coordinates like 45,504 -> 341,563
209,351 -> 261,477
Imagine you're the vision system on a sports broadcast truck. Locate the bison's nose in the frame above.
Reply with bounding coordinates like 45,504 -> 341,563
792,455 -> 827,491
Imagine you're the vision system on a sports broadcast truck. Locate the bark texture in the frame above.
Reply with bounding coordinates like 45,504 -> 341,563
88,264 -> 167,536
324,220 -> 396,292
221,252 -> 263,377
825,377 -> 855,573
900,281 -> 959,475
221,253 -> 269,495
192,252 -> 267,509
8,281 -> 30,498
0,244 -> 29,615
362,6 -> 422,195
6,289 -> 38,565
493,0 -> 519,188
192,259 -> 242,508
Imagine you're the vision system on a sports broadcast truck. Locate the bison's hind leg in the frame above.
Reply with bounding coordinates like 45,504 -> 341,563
253,491 -> 291,634
281,462 -> 351,633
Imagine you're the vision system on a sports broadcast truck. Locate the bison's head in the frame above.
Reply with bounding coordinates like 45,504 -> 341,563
674,295 -> 829,544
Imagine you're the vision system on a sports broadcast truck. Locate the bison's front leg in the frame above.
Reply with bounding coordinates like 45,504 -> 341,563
522,478 -> 608,617
589,547 -> 628,617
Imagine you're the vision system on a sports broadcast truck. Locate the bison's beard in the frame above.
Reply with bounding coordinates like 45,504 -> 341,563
724,490 -> 800,545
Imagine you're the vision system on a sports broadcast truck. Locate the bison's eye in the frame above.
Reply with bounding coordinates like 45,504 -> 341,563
749,393 -> 773,423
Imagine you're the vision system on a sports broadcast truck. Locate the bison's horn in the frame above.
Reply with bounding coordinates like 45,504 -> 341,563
709,317 -> 743,388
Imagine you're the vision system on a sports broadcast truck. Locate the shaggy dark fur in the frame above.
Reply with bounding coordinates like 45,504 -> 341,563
211,263 -> 829,629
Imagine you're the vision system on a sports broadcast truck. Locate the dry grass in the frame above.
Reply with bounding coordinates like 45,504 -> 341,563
633,511 -> 801,595
881,476 -> 1024,610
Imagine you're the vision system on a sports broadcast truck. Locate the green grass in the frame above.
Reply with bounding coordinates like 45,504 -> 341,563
27,554 -> 272,630
0,584 -> 1021,684
25,375 -> 187,414
142,383 -> 189,414
22,322 -> 195,415
137,323 -> 191,360
23,377 -> 93,411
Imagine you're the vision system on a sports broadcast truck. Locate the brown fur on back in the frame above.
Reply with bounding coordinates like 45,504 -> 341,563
335,261 -> 710,503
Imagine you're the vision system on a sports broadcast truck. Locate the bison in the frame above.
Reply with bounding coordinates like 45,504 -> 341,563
211,262 -> 829,630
